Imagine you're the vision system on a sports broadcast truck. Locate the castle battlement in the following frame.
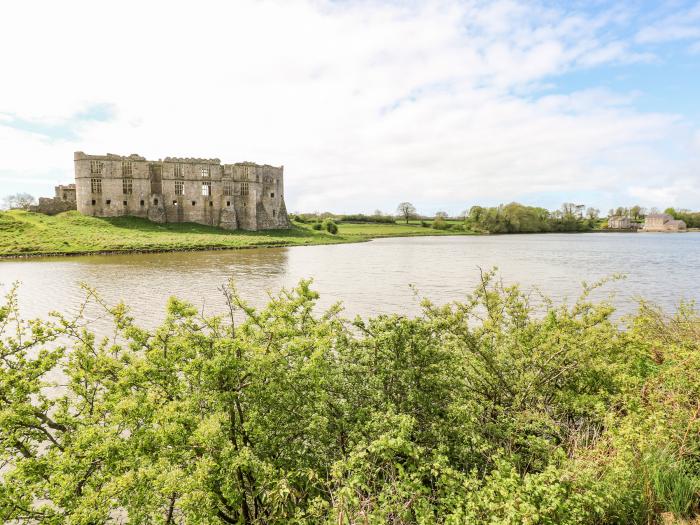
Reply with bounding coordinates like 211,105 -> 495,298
74,152 -> 290,231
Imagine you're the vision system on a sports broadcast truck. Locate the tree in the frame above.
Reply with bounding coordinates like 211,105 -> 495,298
434,211 -> 449,219
2,192 -> 36,210
586,207 -> 600,220
468,205 -> 486,223
396,202 -> 417,224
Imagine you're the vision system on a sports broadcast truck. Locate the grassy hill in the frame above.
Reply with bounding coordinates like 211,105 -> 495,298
0,211 -> 472,257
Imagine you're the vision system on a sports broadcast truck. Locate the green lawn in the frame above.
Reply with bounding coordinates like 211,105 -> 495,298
337,221 -> 473,237
0,211 -> 474,257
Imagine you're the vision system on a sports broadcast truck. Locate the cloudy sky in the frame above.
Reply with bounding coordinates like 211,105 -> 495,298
1,0 -> 699,215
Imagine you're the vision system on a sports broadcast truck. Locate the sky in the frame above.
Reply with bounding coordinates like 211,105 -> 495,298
0,0 -> 699,215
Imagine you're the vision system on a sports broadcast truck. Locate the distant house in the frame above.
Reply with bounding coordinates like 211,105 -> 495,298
608,216 -> 631,229
642,213 -> 687,232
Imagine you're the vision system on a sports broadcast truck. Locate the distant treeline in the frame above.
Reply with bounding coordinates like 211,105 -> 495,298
291,212 -> 396,224
465,202 -> 600,233
291,202 -> 699,234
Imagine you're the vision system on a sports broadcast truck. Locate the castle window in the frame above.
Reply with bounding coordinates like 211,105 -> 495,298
91,199 -> 96,206
175,180 -> 184,195
123,201 -> 127,206
272,209 -> 276,217
192,201 -> 196,206
223,181 -> 234,196
121,160 -> 132,176
202,181 -> 211,196
123,177 -> 133,195
106,199 -> 111,205
226,201 -> 231,207
140,200 -> 145,206
256,175 -> 260,183
90,160 -> 103,175
209,201 -> 213,207
201,166 -> 210,178
154,198 -> 159,205
90,178 -> 102,194
173,200 -> 178,205
174,163 -> 184,178
270,192 -> 274,198
241,182 -> 249,196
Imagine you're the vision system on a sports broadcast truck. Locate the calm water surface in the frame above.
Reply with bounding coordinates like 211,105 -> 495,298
1,233 -> 699,326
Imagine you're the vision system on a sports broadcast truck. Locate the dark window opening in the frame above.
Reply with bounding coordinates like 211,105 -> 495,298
123,201 -> 127,206
91,199 -> 96,206
270,192 -> 274,198
226,201 -> 231,207
209,201 -> 213,207
273,209 -> 276,217
173,200 -> 178,205
154,198 -> 159,205
192,201 -> 196,206
140,200 -> 145,206
106,199 -> 111,205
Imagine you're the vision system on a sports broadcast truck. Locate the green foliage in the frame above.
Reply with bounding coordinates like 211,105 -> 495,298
1,274 -> 700,523
337,213 -> 396,223
465,202 -> 599,233
322,219 -> 338,234
311,221 -> 323,230
432,217 -> 449,230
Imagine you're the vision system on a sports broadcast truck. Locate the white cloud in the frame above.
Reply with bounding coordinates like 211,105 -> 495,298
0,0 -> 697,214
635,2 -> 700,44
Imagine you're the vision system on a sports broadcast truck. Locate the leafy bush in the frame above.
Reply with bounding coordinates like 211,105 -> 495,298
432,217 -> 449,229
1,275 -> 699,523
311,221 -> 323,230
322,219 -> 338,234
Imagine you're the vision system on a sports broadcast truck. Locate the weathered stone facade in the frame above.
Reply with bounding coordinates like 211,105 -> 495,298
30,184 -> 77,215
642,213 -> 687,232
607,216 -> 631,229
74,152 -> 290,230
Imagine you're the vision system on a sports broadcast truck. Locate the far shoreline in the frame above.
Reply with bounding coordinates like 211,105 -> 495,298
2,210 -> 697,261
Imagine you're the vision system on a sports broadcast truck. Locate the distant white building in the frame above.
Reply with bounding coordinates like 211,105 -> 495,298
608,216 -> 631,229
642,213 -> 687,232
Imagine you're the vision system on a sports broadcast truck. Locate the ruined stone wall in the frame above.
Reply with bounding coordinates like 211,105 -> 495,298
30,197 -> 76,215
74,152 -> 290,230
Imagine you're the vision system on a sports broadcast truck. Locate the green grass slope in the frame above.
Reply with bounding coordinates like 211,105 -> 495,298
0,211 -> 474,257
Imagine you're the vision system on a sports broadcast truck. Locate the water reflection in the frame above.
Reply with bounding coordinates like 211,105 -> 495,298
1,233 -> 699,327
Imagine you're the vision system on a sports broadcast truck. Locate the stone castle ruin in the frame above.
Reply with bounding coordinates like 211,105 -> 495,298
74,152 -> 290,230
30,184 -> 77,215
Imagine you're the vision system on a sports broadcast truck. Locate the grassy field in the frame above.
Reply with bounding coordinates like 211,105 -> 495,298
0,211 -> 473,257
335,220 -> 471,237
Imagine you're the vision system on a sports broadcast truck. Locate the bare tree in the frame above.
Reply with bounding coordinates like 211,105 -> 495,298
396,202 -> 417,224
3,193 -> 36,210
586,207 -> 600,220
434,211 -> 449,219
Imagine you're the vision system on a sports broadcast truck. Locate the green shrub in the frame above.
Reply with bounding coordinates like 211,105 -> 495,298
432,217 -> 449,230
322,219 -> 338,234
311,221 -> 323,230
2,275 -> 700,523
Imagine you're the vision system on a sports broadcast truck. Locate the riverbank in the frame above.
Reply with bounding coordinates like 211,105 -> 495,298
0,210 -> 475,258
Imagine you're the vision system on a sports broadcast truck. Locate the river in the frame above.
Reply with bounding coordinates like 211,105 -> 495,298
1,233 -> 699,326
